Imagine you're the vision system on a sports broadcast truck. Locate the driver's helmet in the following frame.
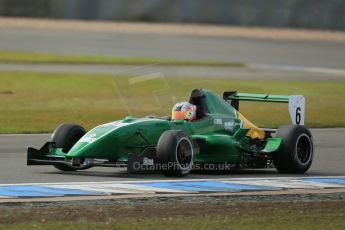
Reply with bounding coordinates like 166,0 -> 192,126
171,102 -> 197,121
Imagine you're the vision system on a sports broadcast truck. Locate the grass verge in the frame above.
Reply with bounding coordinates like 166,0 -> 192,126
0,201 -> 344,230
0,50 -> 244,67
0,71 -> 344,133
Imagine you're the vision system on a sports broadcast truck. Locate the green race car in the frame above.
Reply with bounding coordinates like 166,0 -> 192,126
27,89 -> 314,177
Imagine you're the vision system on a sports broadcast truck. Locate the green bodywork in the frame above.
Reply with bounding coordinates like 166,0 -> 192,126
28,89 -> 284,168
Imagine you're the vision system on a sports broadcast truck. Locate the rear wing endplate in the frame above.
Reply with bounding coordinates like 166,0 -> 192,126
223,91 -> 305,125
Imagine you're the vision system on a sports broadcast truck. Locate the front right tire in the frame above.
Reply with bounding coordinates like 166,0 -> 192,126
156,130 -> 195,177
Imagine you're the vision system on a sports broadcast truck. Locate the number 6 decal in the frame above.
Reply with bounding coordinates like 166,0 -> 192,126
295,107 -> 301,124
289,96 -> 305,125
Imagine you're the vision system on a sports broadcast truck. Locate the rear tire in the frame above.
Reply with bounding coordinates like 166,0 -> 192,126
274,124 -> 313,173
156,130 -> 194,177
51,124 -> 86,171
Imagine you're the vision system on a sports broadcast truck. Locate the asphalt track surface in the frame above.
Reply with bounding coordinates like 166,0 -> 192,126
1,28 -> 345,70
0,129 -> 344,184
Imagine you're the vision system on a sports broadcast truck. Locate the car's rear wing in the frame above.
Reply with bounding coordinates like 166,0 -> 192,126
223,91 -> 305,125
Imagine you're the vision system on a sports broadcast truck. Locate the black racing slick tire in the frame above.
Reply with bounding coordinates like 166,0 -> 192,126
156,130 -> 195,177
51,124 -> 86,171
274,124 -> 314,174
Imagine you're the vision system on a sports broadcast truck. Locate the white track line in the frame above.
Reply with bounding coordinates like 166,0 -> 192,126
222,179 -> 344,189
48,183 -> 185,194
250,64 -> 345,76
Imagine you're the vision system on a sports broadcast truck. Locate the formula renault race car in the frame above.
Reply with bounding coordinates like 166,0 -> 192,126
27,89 -> 314,177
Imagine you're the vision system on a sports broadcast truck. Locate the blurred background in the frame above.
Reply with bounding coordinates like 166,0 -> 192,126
0,0 -> 345,133
0,0 -> 344,30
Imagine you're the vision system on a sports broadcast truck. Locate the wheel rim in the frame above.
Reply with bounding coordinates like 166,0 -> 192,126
176,137 -> 193,171
295,134 -> 313,165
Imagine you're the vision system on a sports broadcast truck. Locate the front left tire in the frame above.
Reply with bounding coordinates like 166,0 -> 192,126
51,123 -> 86,171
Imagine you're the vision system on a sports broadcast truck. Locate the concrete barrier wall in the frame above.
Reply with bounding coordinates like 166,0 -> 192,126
0,0 -> 50,17
1,0 -> 345,31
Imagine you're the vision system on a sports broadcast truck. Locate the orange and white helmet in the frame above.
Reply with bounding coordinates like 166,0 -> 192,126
172,102 -> 196,121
